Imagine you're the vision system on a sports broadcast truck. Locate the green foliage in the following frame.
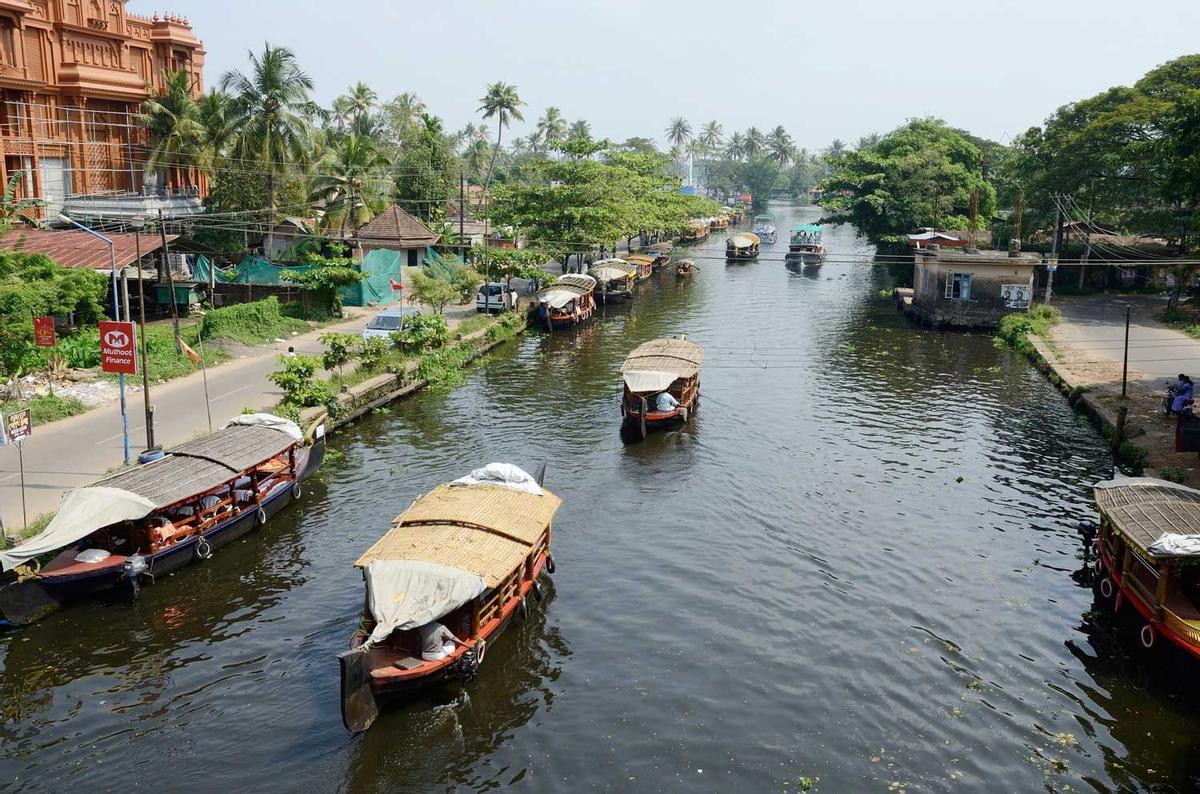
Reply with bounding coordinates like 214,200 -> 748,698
1,393 -> 88,425
56,329 -> 101,369
320,332 -> 357,374
473,246 -> 547,286
357,336 -> 389,373
416,338 -> 478,391
267,353 -> 335,413
1117,441 -> 1149,476
450,264 -> 485,303
485,311 -> 525,342
197,162 -> 306,252
199,296 -> 307,344
0,171 -> 46,237
0,251 -> 108,376
408,270 -> 459,314
281,262 -> 366,316
739,158 -> 780,211
1159,466 -> 1188,484
394,114 -> 457,223
391,313 -> 448,353
818,118 -> 997,244
996,305 -> 1060,356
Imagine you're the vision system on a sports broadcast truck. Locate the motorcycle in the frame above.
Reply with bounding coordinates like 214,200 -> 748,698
1163,381 -> 1195,417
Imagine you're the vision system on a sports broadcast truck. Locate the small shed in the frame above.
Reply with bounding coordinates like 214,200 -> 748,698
353,206 -> 441,268
908,248 -> 1041,329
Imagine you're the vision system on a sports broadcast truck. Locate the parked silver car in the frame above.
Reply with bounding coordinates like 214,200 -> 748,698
361,306 -> 421,340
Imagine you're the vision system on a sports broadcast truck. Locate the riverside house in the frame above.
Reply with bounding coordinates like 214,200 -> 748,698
907,247 -> 1041,329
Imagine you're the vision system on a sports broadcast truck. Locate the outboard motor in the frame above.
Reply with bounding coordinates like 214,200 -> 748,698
122,554 -> 151,601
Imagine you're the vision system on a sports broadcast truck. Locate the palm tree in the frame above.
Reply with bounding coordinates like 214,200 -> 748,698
381,91 -> 425,148
567,119 -> 591,143
197,89 -> 235,160
308,133 -> 391,237
536,106 -> 567,153
855,133 -> 880,151
221,43 -> 321,255
767,125 -> 794,167
665,116 -> 692,149
330,95 -> 356,134
826,138 -> 847,159
725,131 -> 746,161
699,120 -> 723,157
477,81 -> 525,206
139,69 -> 206,191
0,171 -> 46,237
744,127 -> 765,160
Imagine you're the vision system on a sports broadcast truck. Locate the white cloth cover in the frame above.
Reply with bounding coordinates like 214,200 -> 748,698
74,549 -> 112,564
1148,534 -> 1200,557
223,413 -> 303,442
623,370 -> 676,394
0,486 -> 155,571
539,288 -> 579,309
364,560 -> 487,646
452,463 -> 544,495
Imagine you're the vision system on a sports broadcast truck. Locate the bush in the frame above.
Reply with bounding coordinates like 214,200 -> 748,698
1,393 -> 88,425
200,296 -> 307,344
1117,441 -> 1149,476
358,337 -> 389,373
391,314 -> 448,354
996,305 -> 1061,356
320,332 -> 357,375
1160,466 -> 1188,484
56,329 -> 101,369
267,354 -> 335,413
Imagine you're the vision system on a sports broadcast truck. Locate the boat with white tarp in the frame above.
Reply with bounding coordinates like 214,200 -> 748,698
620,338 -> 704,439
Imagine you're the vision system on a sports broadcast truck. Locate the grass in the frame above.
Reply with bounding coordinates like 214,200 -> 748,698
1,393 -> 89,424
996,304 -> 1062,357
1162,307 -> 1200,340
0,512 -> 53,549
201,296 -> 312,345
454,313 -> 495,337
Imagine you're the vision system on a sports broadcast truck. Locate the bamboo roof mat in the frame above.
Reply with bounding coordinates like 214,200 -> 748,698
172,425 -> 295,472
1096,480 -> 1200,555
354,525 -> 532,587
620,338 -> 704,378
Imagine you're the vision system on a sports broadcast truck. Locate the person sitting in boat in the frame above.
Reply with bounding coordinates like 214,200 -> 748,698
1173,375 -> 1194,414
418,621 -> 466,662
656,391 -> 680,412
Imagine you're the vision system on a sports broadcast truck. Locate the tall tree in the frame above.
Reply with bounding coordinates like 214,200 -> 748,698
724,131 -> 746,161
744,127 -> 765,159
308,134 -> 391,236
477,81 -> 525,209
767,126 -> 794,167
567,119 -> 592,143
536,106 -> 567,152
381,91 -> 426,147
699,120 -> 724,156
394,114 -> 457,222
139,69 -> 206,191
221,43 -> 320,255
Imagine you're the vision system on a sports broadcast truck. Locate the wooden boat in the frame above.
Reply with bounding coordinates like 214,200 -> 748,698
1094,477 -> 1200,660
0,414 -> 325,626
729,206 -> 746,226
786,224 -> 827,265
726,232 -> 760,262
751,214 -> 778,244
535,273 -> 596,329
626,253 -> 656,281
675,258 -> 695,277
588,258 -> 638,304
620,338 -> 704,439
709,215 -> 729,230
647,242 -> 673,270
338,463 -> 561,732
682,220 -> 710,242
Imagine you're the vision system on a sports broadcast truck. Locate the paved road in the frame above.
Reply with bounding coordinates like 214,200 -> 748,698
0,298 -> 483,531
1048,294 -> 1200,383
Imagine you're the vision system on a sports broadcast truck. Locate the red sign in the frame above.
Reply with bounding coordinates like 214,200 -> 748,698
33,316 -> 56,347
99,320 -> 138,375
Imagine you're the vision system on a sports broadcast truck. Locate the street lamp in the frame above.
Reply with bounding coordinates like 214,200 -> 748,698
130,214 -> 155,450
59,214 -> 130,466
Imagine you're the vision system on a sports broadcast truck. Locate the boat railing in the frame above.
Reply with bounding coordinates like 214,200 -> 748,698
1163,607 -> 1200,646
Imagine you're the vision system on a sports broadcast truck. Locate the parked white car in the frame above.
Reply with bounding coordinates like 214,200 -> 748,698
476,282 -> 518,313
361,306 -> 421,340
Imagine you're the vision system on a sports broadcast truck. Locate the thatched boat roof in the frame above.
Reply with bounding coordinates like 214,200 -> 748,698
1095,477 -> 1200,558
620,338 -> 704,393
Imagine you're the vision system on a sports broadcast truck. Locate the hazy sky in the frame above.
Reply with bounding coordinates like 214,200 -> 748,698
130,0 -> 1200,150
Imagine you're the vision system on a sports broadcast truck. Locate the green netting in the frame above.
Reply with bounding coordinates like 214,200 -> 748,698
191,255 -> 237,284
422,247 -> 463,280
228,252 -> 404,307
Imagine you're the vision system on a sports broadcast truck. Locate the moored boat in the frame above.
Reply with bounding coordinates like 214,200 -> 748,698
1094,477 -> 1200,659
682,220 -> 711,242
786,224 -> 827,265
535,273 -> 597,329
620,338 -> 704,439
709,215 -> 729,230
751,214 -> 778,244
647,242 -> 673,270
675,258 -> 695,277
0,414 -> 325,626
588,258 -> 638,304
337,463 -> 561,732
626,253 -> 656,281
726,232 -> 760,262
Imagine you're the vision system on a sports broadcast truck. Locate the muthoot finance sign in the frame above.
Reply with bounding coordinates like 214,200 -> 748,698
99,320 -> 138,375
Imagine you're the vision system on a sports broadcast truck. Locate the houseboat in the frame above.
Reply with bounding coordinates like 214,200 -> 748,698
1094,476 -> 1200,659
710,215 -> 729,231
675,258 -> 695,277
786,224 -> 827,265
0,414 -> 325,626
535,274 -> 597,330
647,242 -> 673,269
729,206 -> 746,226
726,232 -> 760,262
338,463 -> 561,732
626,254 -> 656,282
620,338 -> 705,439
751,214 -> 778,244
682,220 -> 711,242
588,259 -> 638,303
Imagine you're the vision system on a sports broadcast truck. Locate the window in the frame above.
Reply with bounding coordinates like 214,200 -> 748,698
945,272 -> 972,300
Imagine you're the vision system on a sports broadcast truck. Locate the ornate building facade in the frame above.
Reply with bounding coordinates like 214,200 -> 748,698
0,0 -> 204,216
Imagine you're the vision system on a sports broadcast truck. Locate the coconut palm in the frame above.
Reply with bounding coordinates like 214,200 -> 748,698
767,125 -> 794,167
381,91 -> 426,145
567,119 -> 591,143
725,131 -> 746,161
855,133 -> 880,151
308,133 -> 391,236
330,95 -> 356,134
744,127 -> 765,160
0,171 -> 46,236
699,120 -> 723,157
197,89 -> 235,159
477,81 -> 525,203
536,106 -> 567,153
826,138 -> 847,159
221,43 -> 321,254
139,69 -> 207,191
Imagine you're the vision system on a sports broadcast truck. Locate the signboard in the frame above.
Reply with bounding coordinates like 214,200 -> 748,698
1001,284 -> 1032,309
99,320 -> 138,375
32,316 -> 56,347
2,408 -> 32,445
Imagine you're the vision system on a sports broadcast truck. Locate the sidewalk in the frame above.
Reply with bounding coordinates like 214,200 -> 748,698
1035,294 -> 1200,482
0,299 -> 479,529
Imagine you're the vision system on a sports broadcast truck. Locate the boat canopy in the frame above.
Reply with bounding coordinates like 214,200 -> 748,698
648,242 -> 673,254
620,338 -> 705,394
1095,476 -> 1200,559
728,233 -> 759,249
689,219 -> 709,229
589,265 -> 636,284
0,415 -> 303,571
537,274 -> 596,308
793,224 -> 823,233
354,464 -> 562,644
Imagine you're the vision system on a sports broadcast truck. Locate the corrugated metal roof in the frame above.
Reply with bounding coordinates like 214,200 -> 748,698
0,228 -> 177,270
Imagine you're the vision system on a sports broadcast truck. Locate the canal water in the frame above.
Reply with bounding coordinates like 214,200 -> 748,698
3,203 -> 1198,792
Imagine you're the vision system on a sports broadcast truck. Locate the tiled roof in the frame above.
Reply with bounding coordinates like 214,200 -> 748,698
355,206 -> 440,246
0,228 -> 178,270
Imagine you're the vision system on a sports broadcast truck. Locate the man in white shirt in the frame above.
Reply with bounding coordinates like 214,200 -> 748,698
656,391 -> 680,412
418,621 -> 465,662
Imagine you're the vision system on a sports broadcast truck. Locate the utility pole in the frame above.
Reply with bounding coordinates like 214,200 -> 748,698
1122,304 -> 1131,399
1014,187 -> 1023,250
459,167 -> 466,262
158,209 -> 182,353
132,215 -> 154,450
